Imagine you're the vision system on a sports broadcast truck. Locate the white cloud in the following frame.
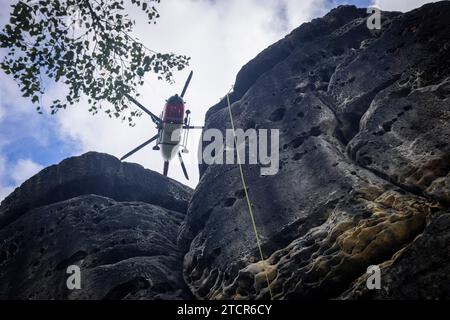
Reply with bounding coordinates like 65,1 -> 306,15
55,0 -> 335,188
0,156 -> 13,203
0,156 -> 43,202
0,61 -> 36,114
0,185 -> 14,204
0,155 -> 6,176
10,158 -> 44,185
373,0 -> 438,12
280,0 -> 331,30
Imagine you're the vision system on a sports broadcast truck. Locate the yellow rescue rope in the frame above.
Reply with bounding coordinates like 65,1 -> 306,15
226,89 -> 274,299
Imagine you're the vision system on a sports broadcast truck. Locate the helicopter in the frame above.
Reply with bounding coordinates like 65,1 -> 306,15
120,71 -> 203,180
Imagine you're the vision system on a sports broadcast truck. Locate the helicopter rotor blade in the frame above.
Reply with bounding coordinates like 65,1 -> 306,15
120,134 -> 159,161
180,71 -> 193,99
177,151 -> 189,180
124,93 -> 162,125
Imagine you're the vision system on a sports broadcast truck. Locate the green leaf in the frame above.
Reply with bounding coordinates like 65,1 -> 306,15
0,0 -> 188,123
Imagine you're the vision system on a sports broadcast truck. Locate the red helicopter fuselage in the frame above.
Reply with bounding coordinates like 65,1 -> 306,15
160,95 -> 185,161
163,95 -> 185,123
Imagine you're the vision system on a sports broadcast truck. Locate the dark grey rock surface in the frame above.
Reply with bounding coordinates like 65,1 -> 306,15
0,153 -> 193,299
180,3 -> 450,299
0,195 -> 191,299
0,152 -> 192,228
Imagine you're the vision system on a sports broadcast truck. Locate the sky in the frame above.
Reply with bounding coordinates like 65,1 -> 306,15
0,0 -> 441,202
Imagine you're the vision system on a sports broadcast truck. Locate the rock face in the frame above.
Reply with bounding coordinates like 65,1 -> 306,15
179,3 -> 450,299
341,211 -> 450,299
1,3 -> 449,301
0,153 -> 193,299
0,152 -> 191,229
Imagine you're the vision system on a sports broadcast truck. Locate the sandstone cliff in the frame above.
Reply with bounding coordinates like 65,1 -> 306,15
179,3 -> 450,299
0,152 -> 193,299
0,3 -> 449,300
